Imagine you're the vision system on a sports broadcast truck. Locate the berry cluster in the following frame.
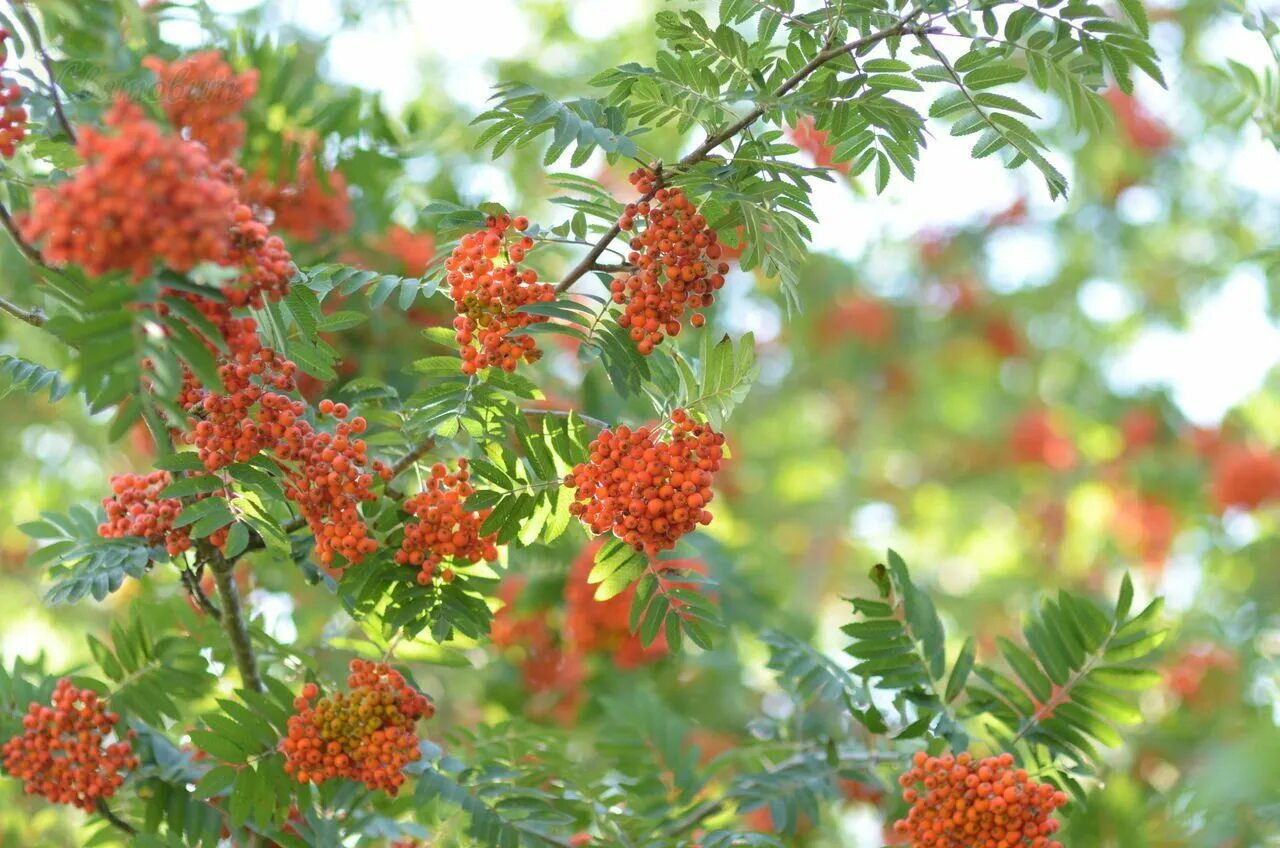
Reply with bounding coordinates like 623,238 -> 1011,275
280,661 -> 433,795
789,116 -> 850,175
144,50 -> 259,161
893,751 -> 1067,848
614,168 -> 728,354
447,214 -> 554,374
175,303 -> 385,567
566,409 -> 724,554
98,470 -> 203,556
244,138 -> 352,242
0,30 -> 26,158
1211,444 -> 1280,511
22,98 -> 239,279
1008,409 -> 1076,472
1,679 -> 138,812
489,577 -> 586,724
378,225 -> 436,277
223,175 -> 296,309
564,541 -> 703,667
280,401 -> 382,566
395,460 -> 499,585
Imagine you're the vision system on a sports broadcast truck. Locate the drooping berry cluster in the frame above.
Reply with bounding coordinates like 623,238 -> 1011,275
447,214 -> 554,374
144,50 -> 259,161
171,298 -> 386,567
395,460 -> 498,585
98,470 -> 199,556
614,168 -> 728,354
1008,409 -> 1076,472
21,98 -> 240,278
1211,443 -> 1280,511
280,401 -> 382,566
280,661 -> 433,795
0,30 -> 27,158
243,138 -> 353,242
788,116 -> 850,175
893,751 -> 1067,848
563,540 -> 703,667
223,175 -> 296,309
566,408 -> 724,554
1,679 -> 138,812
489,576 -> 586,724
378,225 -> 436,277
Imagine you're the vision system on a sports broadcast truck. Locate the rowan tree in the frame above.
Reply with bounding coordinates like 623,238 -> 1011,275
0,1 -> 1275,847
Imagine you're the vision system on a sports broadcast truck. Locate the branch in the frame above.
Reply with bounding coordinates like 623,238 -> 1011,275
552,10 -> 922,294
10,1 -> 76,144
180,564 -> 222,619
203,542 -> 264,693
94,799 -> 137,836
0,293 -> 45,327
0,201 -> 47,268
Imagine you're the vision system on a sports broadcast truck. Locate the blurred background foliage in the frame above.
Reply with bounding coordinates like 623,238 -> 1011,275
0,0 -> 1277,845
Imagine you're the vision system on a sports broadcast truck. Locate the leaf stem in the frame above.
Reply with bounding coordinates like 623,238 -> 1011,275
94,799 -> 137,836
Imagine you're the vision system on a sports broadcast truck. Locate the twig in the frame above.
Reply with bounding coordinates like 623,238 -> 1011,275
389,437 -> 439,480
11,1 -> 76,144
555,167 -> 662,294
203,542 -> 264,693
588,262 -> 633,273
180,564 -> 222,619
552,10 -> 923,294
747,0 -> 821,31
0,201 -> 47,267
94,799 -> 137,836
0,292 -> 45,326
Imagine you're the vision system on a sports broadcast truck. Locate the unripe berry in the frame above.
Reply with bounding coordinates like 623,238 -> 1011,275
279,661 -> 434,795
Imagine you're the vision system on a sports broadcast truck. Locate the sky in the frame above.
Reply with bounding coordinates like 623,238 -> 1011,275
178,0 -> 1280,426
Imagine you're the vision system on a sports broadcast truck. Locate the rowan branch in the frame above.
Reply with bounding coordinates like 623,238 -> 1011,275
0,292 -> 45,327
202,542 -> 264,693
552,9 -> 923,294
0,201 -> 47,268
180,564 -> 222,619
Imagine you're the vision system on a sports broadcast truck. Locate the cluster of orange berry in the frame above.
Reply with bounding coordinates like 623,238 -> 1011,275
788,116 -> 851,175
223,176 -> 296,309
280,661 -> 434,795
144,50 -> 259,161
21,98 -> 240,279
566,409 -> 724,554
1,679 -> 138,812
98,470 -> 210,556
447,214 -> 554,374
893,751 -> 1067,848
614,168 -> 728,354
174,304 -> 385,566
279,400 -> 384,566
244,137 -> 353,242
0,30 -> 27,158
563,540 -> 702,667
489,576 -> 586,724
182,332 -> 300,470
395,460 -> 498,585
